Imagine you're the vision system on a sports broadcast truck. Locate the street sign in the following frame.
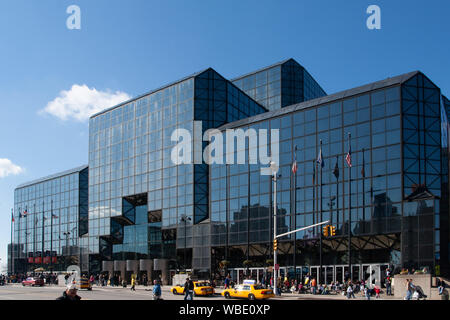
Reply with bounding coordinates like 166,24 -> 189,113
275,264 -> 279,271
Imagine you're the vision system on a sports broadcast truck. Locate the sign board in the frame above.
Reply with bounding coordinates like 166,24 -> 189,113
275,264 -> 279,271
243,279 -> 255,285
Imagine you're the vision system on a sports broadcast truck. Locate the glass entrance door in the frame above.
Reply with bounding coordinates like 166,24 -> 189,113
325,266 -> 334,284
336,266 -> 344,283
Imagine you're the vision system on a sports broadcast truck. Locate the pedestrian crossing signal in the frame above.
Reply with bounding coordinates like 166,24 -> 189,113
273,239 -> 278,251
330,225 -> 336,236
323,225 -> 329,237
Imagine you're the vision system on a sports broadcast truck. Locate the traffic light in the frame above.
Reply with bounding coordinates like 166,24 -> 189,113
323,225 -> 329,237
330,225 -> 336,236
273,239 -> 278,251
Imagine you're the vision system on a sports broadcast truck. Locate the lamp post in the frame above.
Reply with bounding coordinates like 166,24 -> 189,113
180,215 -> 191,272
270,161 -> 279,295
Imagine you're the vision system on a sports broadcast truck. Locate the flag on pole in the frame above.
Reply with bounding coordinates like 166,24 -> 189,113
346,145 -> 352,167
333,158 -> 339,179
52,213 -> 58,219
316,148 -> 324,168
292,159 -> 298,174
23,209 -> 28,216
312,162 -> 316,185
12,212 -> 15,223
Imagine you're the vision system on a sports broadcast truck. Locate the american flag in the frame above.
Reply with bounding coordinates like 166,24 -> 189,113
23,209 -> 28,216
346,146 -> 352,167
291,160 -> 298,174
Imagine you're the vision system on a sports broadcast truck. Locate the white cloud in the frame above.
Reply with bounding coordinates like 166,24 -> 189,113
0,159 -> 24,178
40,84 -> 131,122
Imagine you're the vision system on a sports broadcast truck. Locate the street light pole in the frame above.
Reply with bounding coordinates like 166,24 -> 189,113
270,161 -> 279,295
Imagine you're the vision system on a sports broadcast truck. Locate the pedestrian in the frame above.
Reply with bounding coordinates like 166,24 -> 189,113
347,282 -> 355,299
131,276 -> 136,291
375,286 -> 381,299
404,279 -> 412,300
386,276 -> 392,296
143,274 -> 147,287
224,274 -> 230,289
438,278 -> 446,295
183,277 -> 194,300
56,283 -> 81,301
311,277 -> 317,295
364,286 -> 370,300
152,280 -> 162,300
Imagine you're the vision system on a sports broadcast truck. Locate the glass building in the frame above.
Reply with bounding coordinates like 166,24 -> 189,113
231,58 -> 326,111
86,67 -> 271,278
210,71 -> 450,282
9,59 -> 449,283
10,165 -> 88,273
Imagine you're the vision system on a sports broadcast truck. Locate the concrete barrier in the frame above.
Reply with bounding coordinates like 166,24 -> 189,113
394,274 -> 431,299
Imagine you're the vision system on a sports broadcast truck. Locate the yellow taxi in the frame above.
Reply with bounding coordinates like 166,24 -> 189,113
79,277 -> 92,291
222,280 -> 274,300
171,281 -> 215,296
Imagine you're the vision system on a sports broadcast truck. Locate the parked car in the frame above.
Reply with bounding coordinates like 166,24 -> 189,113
22,277 -> 45,287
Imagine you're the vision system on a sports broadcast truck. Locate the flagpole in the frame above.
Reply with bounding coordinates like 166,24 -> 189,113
362,148 -> 365,231
348,133 -> 352,282
319,140 -> 323,284
292,145 -> 298,282
11,208 -> 14,275
335,156 -> 339,227
19,206 -> 21,266
311,159 -> 315,272
50,200 -> 53,271
33,203 -> 36,275
25,205 -> 28,273
42,201 -> 45,270
312,160 -> 315,237
19,206 -> 22,271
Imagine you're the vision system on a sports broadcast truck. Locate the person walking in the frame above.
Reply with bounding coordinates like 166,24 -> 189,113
152,280 -> 162,300
347,282 -> 356,299
438,278 -> 446,295
183,277 -> 194,300
224,274 -> 230,289
404,279 -> 412,300
131,276 -> 136,291
364,286 -> 370,300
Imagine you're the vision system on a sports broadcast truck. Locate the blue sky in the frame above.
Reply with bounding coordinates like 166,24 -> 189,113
0,0 -> 449,269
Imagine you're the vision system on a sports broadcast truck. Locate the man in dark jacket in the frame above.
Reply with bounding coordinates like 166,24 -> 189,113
56,284 -> 81,301
183,278 -> 194,300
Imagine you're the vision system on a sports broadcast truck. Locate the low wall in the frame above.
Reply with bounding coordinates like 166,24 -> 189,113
393,274 -> 431,299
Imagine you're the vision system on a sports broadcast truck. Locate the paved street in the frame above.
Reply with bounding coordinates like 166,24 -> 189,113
0,284 -> 405,300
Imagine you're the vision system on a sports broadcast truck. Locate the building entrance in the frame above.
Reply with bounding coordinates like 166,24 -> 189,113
229,263 -> 389,285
